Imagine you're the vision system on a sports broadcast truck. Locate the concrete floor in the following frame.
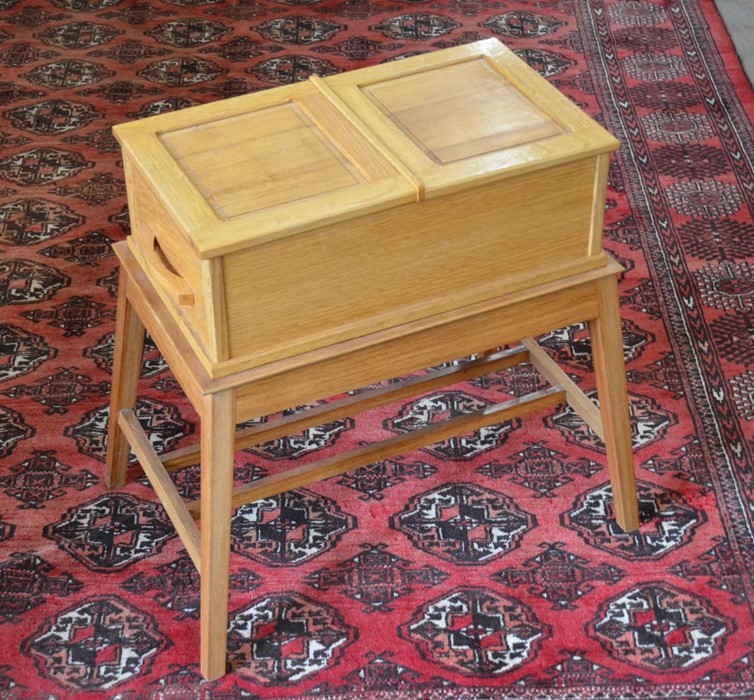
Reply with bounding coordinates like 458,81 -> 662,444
715,0 -> 754,87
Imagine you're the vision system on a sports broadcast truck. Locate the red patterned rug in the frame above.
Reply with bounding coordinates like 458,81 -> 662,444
1,0 -> 754,698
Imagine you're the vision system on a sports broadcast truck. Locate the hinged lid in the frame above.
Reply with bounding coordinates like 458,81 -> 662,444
114,81 -> 418,258
324,38 -> 619,196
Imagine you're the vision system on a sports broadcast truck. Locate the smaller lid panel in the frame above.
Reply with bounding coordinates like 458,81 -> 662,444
324,39 -> 620,196
362,58 -> 563,164
159,101 -> 365,219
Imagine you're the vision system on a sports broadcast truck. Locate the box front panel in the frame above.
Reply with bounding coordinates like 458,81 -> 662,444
222,157 -> 600,368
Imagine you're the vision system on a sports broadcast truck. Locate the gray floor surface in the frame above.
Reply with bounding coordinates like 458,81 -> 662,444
715,0 -> 754,88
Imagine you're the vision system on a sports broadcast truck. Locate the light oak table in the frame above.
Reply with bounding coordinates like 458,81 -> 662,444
106,39 -> 640,680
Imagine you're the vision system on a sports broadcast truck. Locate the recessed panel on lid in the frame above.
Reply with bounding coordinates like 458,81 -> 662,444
361,58 -> 564,164
159,101 -> 365,219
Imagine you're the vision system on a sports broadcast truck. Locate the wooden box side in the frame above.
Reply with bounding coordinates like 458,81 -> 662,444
122,156 -> 223,363
220,155 -> 602,371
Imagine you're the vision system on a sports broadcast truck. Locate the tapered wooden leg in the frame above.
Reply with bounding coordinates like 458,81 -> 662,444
105,269 -> 146,488
588,274 -> 640,532
200,389 -> 236,681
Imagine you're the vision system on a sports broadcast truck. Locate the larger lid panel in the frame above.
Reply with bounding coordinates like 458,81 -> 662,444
113,81 -> 417,257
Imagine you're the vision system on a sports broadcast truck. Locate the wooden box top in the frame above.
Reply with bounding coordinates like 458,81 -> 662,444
114,38 -> 618,259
